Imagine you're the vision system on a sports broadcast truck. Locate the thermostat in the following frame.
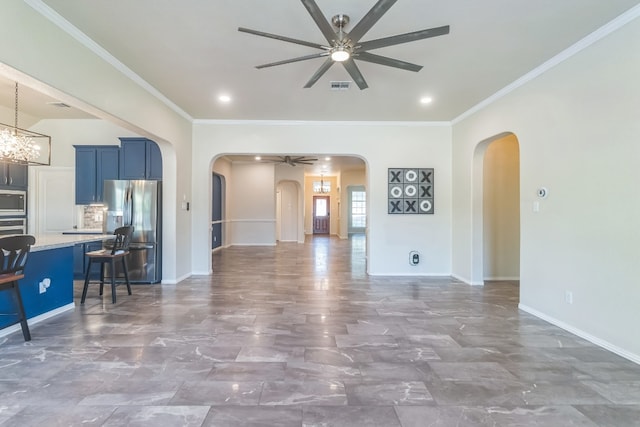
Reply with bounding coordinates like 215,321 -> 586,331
537,187 -> 548,199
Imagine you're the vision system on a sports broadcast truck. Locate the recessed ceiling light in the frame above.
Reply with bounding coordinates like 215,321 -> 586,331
255,156 -> 261,161
420,96 -> 433,105
324,157 -> 331,161
218,94 -> 231,103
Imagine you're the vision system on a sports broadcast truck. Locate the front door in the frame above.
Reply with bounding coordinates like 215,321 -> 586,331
313,196 -> 330,234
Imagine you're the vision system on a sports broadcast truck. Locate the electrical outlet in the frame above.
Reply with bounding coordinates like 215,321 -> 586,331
39,278 -> 51,294
409,251 -> 420,266
565,291 -> 573,304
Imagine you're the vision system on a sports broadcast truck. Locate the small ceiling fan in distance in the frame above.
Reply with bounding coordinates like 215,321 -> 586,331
238,0 -> 450,90
262,156 -> 319,166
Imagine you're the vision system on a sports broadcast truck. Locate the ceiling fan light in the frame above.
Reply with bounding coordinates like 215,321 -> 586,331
331,48 -> 350,62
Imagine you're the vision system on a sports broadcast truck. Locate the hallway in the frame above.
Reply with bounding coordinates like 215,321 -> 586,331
0,236 -> 639,426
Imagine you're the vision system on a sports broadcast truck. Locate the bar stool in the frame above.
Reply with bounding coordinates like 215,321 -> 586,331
81,226 -> 133,304
0,234 -> 36,341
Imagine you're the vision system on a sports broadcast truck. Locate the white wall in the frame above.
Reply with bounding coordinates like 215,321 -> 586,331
452,16 -> 640,360
192,122 -> 452,277
28,119 -> 136,167
229,162 -> 276,246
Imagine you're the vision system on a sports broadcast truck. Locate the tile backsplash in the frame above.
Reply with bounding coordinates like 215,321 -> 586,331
81,205 -> 105,229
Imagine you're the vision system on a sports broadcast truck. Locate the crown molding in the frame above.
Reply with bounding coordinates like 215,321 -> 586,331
25,0 -> 193,122
452,4 -> 640,125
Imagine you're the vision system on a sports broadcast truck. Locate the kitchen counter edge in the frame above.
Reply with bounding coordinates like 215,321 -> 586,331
31,233 -> 110,252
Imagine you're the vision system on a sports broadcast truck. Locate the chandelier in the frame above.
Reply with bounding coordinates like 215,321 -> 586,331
0,82 -> 51,166
313,174 -> 330,194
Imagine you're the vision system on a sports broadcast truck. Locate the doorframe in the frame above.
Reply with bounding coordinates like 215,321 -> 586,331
276,180 -> 301,242
471,131 -> 520,285
212,172 -> 225,251
312,195 -> 330,234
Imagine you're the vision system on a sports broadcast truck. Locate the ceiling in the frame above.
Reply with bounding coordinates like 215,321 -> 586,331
1,1 -> 637,175
2,0 -> 636,124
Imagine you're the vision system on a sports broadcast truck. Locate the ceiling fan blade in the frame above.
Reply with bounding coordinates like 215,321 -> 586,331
256,52 -> 328,69
301,0 -> 338,43
304,58 -> 335,88
348,0 -> 397,43
356,52 -> 422,72
342,59 -> 368,90
295,162 -> 315,165
357,25 -> 450,51
238,27 -> 328,50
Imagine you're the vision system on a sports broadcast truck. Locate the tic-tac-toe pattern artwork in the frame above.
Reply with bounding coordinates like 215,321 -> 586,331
388,168 -> 434,214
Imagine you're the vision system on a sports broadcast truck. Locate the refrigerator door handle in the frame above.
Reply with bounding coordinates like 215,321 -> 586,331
123,185 -> 132,226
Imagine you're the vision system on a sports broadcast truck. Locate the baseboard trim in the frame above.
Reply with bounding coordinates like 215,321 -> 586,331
367,272 -> 452,277
452,273 -> 484,286
0,303 -> 75,339
519,303 -> 640,365
231,243 -> 277,247
484,276 -> 520,281
189,271 -> 211,276
162,271 -> 192,284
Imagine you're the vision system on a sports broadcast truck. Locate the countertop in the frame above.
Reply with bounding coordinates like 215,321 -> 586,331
31,233 -> 110,252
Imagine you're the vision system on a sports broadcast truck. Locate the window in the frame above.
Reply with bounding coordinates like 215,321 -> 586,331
350,190 -> 366,229
315,198 -> 328,217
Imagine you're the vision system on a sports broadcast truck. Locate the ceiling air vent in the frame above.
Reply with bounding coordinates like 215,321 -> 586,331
47,101 -> 71,108
330,81 -> 350,91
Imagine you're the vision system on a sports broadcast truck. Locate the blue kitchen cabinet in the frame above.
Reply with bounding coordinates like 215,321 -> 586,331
119,138 -> 162,180
74,146 -> 119,204
0,161 -> 28,190
146,140 -> 163,180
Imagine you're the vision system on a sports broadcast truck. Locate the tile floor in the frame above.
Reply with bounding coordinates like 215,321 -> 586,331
1,235 -> 639,426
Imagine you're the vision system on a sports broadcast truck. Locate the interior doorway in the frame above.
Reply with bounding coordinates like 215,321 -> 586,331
482,135 -> 520,281
212,173 -> 225,250
471,132 -> 520,285
276,181 -> 300,242
313,196 -> 330,234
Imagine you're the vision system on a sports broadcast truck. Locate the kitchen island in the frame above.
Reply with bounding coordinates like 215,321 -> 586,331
0,233 -> 109,337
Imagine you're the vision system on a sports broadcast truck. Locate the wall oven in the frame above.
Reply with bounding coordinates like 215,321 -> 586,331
0,217 -> 26,236
0,189 -> 26,216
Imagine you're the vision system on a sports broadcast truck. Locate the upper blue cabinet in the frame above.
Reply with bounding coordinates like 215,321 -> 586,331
119,138 -> 162,180
0,162 -> 28,190
74,146 -> 120,204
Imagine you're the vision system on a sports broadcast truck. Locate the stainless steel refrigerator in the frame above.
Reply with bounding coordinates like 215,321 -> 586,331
102,180 -> 162,283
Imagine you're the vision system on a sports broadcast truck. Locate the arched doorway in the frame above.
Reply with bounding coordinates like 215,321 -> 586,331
471,132 -> 521,285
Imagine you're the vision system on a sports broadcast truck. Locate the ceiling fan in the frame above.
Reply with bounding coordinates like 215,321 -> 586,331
238,0 -> 450,90
263,156 -> 319,166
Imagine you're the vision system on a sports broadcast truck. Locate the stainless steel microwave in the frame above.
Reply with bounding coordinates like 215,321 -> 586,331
0,189 -> 26,215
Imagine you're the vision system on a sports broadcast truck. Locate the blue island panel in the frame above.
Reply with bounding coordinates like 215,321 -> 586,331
0,246 -> 74,329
